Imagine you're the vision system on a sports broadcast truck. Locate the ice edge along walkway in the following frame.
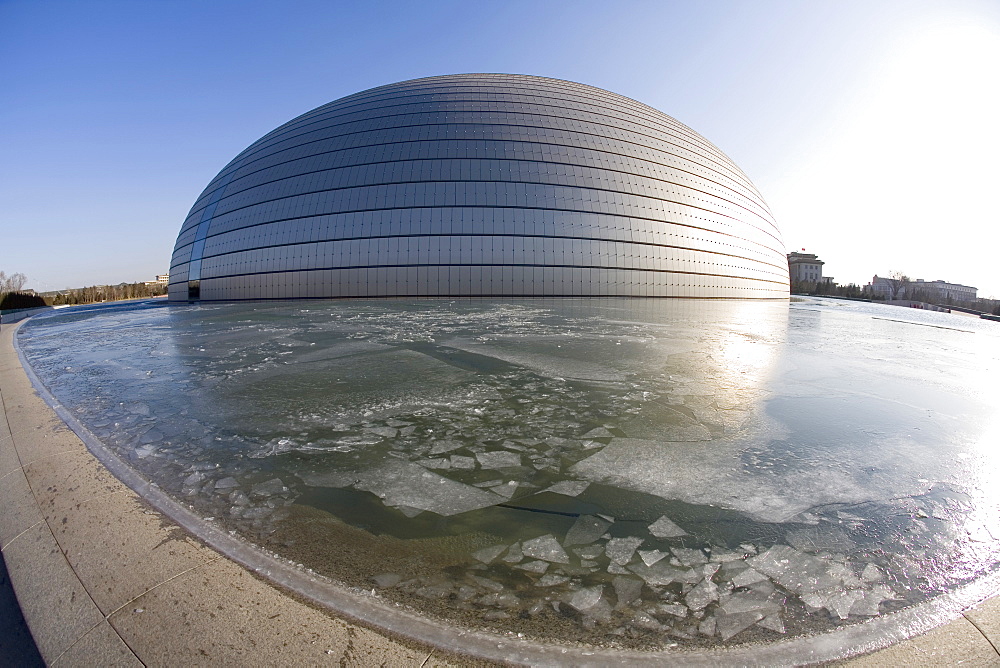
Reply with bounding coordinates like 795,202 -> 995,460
2,317 -> 999,667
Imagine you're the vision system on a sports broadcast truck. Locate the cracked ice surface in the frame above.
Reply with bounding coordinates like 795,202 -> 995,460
17,296 -> 1000,649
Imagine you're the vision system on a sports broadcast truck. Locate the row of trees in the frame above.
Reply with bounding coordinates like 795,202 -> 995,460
0,271 -> 47,310
47,281 -> 167,305
1,270 -> 169,310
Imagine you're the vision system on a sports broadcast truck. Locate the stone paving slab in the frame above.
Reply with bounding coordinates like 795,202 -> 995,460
3,317 -> 1000,666
1,521 -> 107,664
52,620 -> 141,667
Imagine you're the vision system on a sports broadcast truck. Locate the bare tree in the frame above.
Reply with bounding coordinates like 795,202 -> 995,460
886,270 -> 910,300
0,271 -> 28,296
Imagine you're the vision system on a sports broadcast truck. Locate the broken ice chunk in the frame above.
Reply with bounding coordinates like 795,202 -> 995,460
758,613 -> 786,634
861,563 -> 884,583
366,426 -> 398,438
630,611 -> 663,631
472,544 -> 507,564
716,611 -> 765,640
747,545 -> 842,594
522,535 -> 570,564
477,450 -> 522,469
449,455 -> 476,469
698,616 -> 717,636
352,459 -> 503,516
638,549 -> 668,566
849,585 -> 893,616
568,585 -> 605,612
543,480 -> 590,497
608,563 -> 629,574
606,537 -> 644,565
489,481 -> 518,500
565,515 -> 613,545
731,567 -> 768,588
537,574 -> 570,587
502,542 -> 524,563
396,505 -> 423,518
656,603 -> 688,618
648,515 -> 688,538
574,545 -> 605,560
214,477 -> 239,489
515,560 -> 550,574
786,526 -> 855,553
582,427 -> 614,438
719,589 -> 781,616
418,458 -> 451,469
250,478 -> 287,497
628,561 -> 693,586
430,440 -> 463,455
672,547 -> 709,567
612,576 -> 643,609
468,575 -> 504,591
684,578 -> 719,611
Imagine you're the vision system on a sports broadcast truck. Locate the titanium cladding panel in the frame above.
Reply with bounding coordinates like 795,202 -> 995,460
169,74 -> 790,301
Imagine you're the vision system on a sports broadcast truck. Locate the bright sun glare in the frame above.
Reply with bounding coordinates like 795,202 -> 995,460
770,12 -> 1000,295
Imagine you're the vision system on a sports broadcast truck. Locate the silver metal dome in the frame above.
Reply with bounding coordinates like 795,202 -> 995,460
169,74 -> 789,301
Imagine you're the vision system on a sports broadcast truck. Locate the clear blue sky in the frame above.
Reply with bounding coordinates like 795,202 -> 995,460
3,0 -> 998,296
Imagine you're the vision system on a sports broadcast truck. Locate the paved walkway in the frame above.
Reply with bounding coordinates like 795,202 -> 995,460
2,318 -> 999,666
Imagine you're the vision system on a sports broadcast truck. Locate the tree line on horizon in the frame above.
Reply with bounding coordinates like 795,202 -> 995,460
1,270 -> 168,310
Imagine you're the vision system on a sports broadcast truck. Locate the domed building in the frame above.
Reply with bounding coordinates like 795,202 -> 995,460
168,74 -> 788,301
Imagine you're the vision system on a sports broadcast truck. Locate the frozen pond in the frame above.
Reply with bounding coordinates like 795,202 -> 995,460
16,297 -> 1000,650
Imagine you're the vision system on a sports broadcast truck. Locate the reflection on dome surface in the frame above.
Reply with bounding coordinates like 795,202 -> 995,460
17,297 -> 1000,651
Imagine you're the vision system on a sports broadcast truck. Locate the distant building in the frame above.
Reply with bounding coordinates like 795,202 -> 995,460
870,276 -> 977,303
910,279 -> 977,303
144,274 -> 170,287
869,275 -> 896,299
787,252 -> 824,283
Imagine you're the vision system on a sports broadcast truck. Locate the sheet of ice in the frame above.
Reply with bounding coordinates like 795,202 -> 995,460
570,434 -> 941,523
581,427 -> 614,438
648,515 -> 688,538
476,451 -> 522,469
656,603 -> 688,618
567,585 -> 605,611
472,545 -> 506,564
786,526 -> 855,552
449,455 -> 476,469
638,549 -> 668,566
430,440 -> 464,455
543,480 -> 590,497
684,578 -> 719,611
731,568 -> 769,588
605,537 -> 644,565
628,560 -> 696,586
672,547 -> 708,567
522,534 -> 570,564
502,543 -> 523,563
445,339 -> 626,383
537,574 -> 570,587
351,459 -> 504,516
564,515 -> 612,545
747,545 -> 842,594
719,588 -> 781,616
758,613 -> 785,634
715,610 -> 765,640
612,576 -> 643,609
515,560 -> 550,574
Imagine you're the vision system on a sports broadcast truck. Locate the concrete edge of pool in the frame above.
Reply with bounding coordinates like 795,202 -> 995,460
2,316 -> 1000,666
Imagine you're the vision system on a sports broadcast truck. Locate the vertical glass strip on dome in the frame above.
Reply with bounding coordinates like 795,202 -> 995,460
169,74 -> 789,301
